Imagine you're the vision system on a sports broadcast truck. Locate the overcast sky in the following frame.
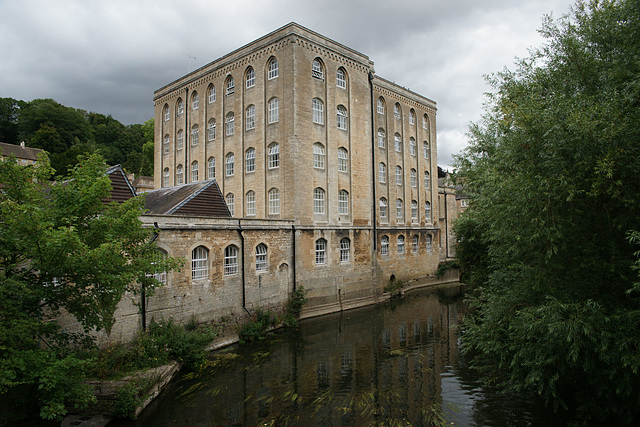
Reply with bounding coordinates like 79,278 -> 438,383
0,0 -> 574,169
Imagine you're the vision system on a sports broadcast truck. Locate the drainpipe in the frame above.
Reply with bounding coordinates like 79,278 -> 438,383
291,225 -> 297,291
443,190 -> 449,259
142,222 -> 161,332
238,220 -> 251,316
368,72 -> 377,250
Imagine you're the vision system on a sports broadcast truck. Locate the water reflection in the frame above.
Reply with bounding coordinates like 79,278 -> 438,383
114,284 -> 560,426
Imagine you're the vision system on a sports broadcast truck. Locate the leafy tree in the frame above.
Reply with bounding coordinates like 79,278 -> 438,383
0,153 -> 180,422
0,97 -> 25,144
455,0 -> 640,424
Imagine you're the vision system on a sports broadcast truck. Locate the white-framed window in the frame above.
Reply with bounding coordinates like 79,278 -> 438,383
246,67 -> 255,88
412,235 -> 419,253
396,166 -> 402,186
340,238 -> 350,262
312,98 -> 324,124
394,103 -> 401,120
191,124 -> 199,146
336,68 -> 346,89
337,148 -> 348,173
224,245 -> 238,276
245,148 -> 255,173
268,98 -> 279,124
461,199 -> 470,208
268,188 -> 280,214
425,201 -> 431,222
226,193 -> 235,216
192,246 -> 208,280
192,92 -> 199,110
246,191 -> 256,216
246,105 -> 255,130
426,234 -> 432,252
377,97 -> 385,115
256,244 -> 267,271
176,164 -> 183,185
163,167 -> 169,187
315,238 -> 327,264
313,143 -> 325,169
226,153 -> 234,176
423,114 -> 429,130
314,187 -> 325,215
423,141 -> 429,160
225,112 -> 235,136
208,157 -> 215,179
338,190 -> 349,215
378,162 -> 386,183
312,59 -> 324,79
424,171 -> 430,190
411,168 -> 417,187
207,119 -> 216,141
163,134 -> 170,154
410,138 -> 416,156
337,105 -> 347,130
177,99 -> 184,116
268,57 -> 279,79
191,161 -> 198,182
396,198 -> 403,219
379,198 -> 388,218
226,76 -> 235,95
398,235 -> 405,254
208,85 -> 216,103
381,235 -> 389,256
394,134 -> 402,152
268,143 -> 279,168
164,104 -> 170,121
378,128 -> 386,148
411,200 -> 418,220
147,250 -> 168,285
409,109 -> 416,125
177,129 -> 184,151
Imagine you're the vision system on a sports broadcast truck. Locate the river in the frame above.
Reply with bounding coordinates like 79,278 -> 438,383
113,284 -> 564,426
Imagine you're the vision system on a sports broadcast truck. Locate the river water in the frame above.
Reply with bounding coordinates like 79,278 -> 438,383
115,284 -> 563,426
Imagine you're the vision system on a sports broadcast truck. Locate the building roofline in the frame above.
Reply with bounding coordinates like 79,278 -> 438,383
372,75 -> 437,108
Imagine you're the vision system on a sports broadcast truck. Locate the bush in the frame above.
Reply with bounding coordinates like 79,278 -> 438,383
237,308 -> 277,344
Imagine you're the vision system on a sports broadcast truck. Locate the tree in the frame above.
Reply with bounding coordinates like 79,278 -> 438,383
455,0 -> 640,424
0,153 -> 180,422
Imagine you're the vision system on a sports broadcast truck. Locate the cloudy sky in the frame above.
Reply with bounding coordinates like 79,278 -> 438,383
0,0 -> 573,168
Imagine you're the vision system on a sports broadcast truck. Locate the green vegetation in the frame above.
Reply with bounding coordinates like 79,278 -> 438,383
0,97 -> 154,176
383,276 -> 404,294
0,154 -> 181,422
436,260 -> 459,279
454,0 -> 640,424
284,286 -> 308,327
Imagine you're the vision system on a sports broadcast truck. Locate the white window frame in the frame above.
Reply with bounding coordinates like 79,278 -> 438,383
381,236 -> 389,256
164,105 -> 170,121
398,235 -> 405,254
226,193 -> 235,216
176,164 -> 183,185
177,99 -> 184,116
268,98 -> 279,124
337,148 -> 348,173
411,200 -> 418,220
396,166 -> 402,186
191,125 -> 199,146
246,67 -> 255,88
256,244 -> 267,271
312,98 -> 324,124
268,58 -> 279,80
336,68 -> 346,89
246,105 -> 255,130
410,138 -> 416,156
394,104 -> 401,120
246,148 -> 255,173
191,246 -> 208,280
337,105 -> 347,130
409,110 -> 415,125
224,245 -> 238,276
312,59 -> 324,80
246,191 -> 256,216
208,157 -> 215,179
313,143 -> 325,169
379,198 -> 387,218
226,153 -> 234,176
163,135 -> 169,154
423,141 -> 429,160
268,188 -> 280,214
192,92 -> 199,110
225,112 -> 235,136
426,234 -> 433,252
378,129 -> 385,148
315,239 -> 326,264
177,129 -> 184,151
377,98 -> 384,115
340,238 -> 350,262
378,162 -> 386,183
411,169 -> 417,187
226,76 -> 235,96
338,190 -> 349,215
423,114 -> 429,130
163,168 -> 169,187
395,134 -> 402,152
208,85 -> 216,103
314,187 -> 325,215
191,161 -> 198,182
412,235 -> 419,253
425,201 -> 432,222
207,119 -> 216,141
396,199 -> 403,219
268,143 -> 279,169
424,171 -> 430,190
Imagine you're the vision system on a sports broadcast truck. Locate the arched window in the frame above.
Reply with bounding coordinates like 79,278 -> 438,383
424,171 -> 430,190
226,153 -> 234,176
191,124 -> 199,146
176,98 -> 184,116
377,97 -> 385,115
312,98 -> 324,124
225,112 -> 235,136
245,148 -> 255,173
411,200 -> 418,220
314,187 -> 325,214
398,235 -> 405,254
411,168 -> 417,187
208,84 -> 216,103
192,246 -> 208,280
337,147 -> 348,172
409,137 -> 416,156
225,75 -> 235,95
312,59 -> 324,79
268,57 -> 279,79
378,162 -> 386,183
177,129 -> 184,150
226,193 -> 235,216
163,167 -> 169,187
423,114 -> 429,130
426,234 -> 433,252
380,235 -> 389,256
337,105 -> 347,130
425,201 -> 432,222
208,157 -> 215,179
338,190 -> 349,215
396,166 -> 403,185
224,245 -> 239,276
163,104 -> 170,121
207,119 -> 216,141
268,143 -> 279,168
313,143 -> 325,169
396,198 -> 403,219
245,67 -> 255,88
163,134 -> 170,154
268,188 -> 280,214
379,197 -> 388,218
394,103 -> 401,120
423,141 -> 429,160
246,105 -> 255,130
246,191 -> 256,216
378,128 -> 386,148
340,238 -> 350,262
191,161 -> 198,182
192,92 -> 199,110
394,133 -> 402,152
336,68 -> 347,89
176,164 -> 183,185
147,249 -> 168,285
412,235 -> 419,253
409,109 -> 416,125
315,238 -> 327,264
256,244 -> 267,271
268,97 -> 279,124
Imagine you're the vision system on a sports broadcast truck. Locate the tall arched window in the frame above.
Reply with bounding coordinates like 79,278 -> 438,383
337,148 -> 348,172
424,171 -> 430,190
191,161 -> 198,182
192,246 -> 208,280
176,98 -> 184,116
412,235 -> 419,253
314,188 -> 325,214
379,198 -> 388,218
163,167 -> 169,187
268,188 -> 280,214
177,129 -> 184,151
191,124 -> 199,146
313,143 -> 325,169
256,244 -> 268,271
338,190 -> 349,215
425,201 -> 432,222
245,67 -> 255,88
396,166 -> 403,185
378,162 -> 386,183
268,98 -> 279,124
268,57 -> 279,79
246,191 -> 256,216
225,112 -> 235,136
378,128 -> 386,148
312,59 -> 324,79
426,234 -> 433,252
410,137 -> 416,156
163,104 -> 170,121
207,119 -> 216,141
396,198 -> 403,219
398,235 -> 405,254
315,238 -> 327,264
226,193 -> 235,216
226,153 -> 234,176
409,109 -> 416,125
377,97 -> 385,115
423,141 -> 429,160
225,75 -> 235,95
340,238 -> 350,262
337,105 -> 347,130
312,98 -> 324,124
336,68 -> 347,89
394,103 -> 401,120
423,114 -> 429,130
246,105 -> 255,130
245,148 -> 255,173
411,200 -> 418,220
268,143 -> 279,168
176,164 -> 183,185
163,134 -> 170,154
394,133 -> 402,152
411,168 -> 417,187
380,235 -> 389,256
192,92 -> 199,110
224,245 -> 239,276
208,157 -> 215,179
208,84 -> 216,103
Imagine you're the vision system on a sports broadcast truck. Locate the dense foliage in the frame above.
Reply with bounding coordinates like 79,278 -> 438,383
0,97 -> 154,176
455,0 -> 640,423
0,154 -> 179,422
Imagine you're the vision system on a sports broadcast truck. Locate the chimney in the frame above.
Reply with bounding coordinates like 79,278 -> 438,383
20,141 -> 25,147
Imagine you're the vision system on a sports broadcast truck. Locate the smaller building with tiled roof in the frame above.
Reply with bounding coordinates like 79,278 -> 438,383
0,141 -> 43,166
144,180 -> 230,217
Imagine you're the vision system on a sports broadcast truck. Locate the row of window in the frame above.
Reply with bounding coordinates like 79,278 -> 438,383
377,98 -> 431,131
378,164 -> 431,188
378,198 -> 432,222
379,234 -> 433,256
223,188 -> 281,216
377,130 -> 430,159
314,237 -> 352,264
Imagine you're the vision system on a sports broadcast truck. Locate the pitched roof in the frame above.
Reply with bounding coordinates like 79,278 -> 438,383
104,165 -> 137,203
143,180 -> 230,217
0,142 -> 43,161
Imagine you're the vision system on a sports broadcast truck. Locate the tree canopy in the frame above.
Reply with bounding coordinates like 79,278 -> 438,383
455,0 -> 640,423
